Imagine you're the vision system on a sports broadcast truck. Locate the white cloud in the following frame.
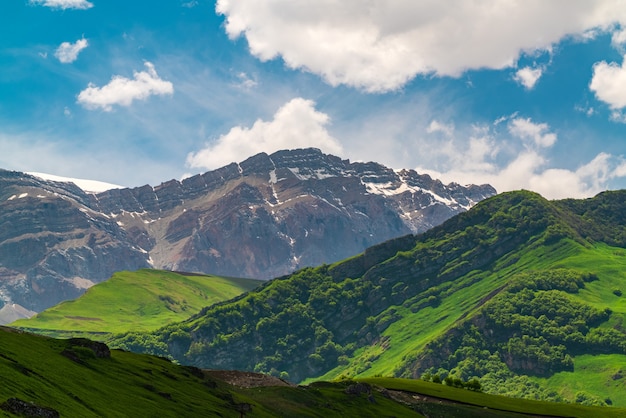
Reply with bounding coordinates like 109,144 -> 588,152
426,120 -> 454,137
610,110 -> 626,123
77,62 -> 174,111
614,160 -> 626,177
216,0 -> 626,92
508,117 -> 557,148
612,27 -> 626,48
514,66 -> 543,89
186,98 -> 343,170
575,104 -> 595,116
54,38 -> 88,64
416,117 -> 625,199
590,54 -> 626,109
233,72 -> 258,90
30,0 -> 93,10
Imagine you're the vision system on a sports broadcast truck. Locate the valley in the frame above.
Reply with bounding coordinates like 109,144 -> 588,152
5,2 -> 626,416
5,181 -> 626,413
104,190 -> 626,407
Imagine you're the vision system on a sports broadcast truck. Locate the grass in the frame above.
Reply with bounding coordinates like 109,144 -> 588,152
312,238 -> 626,409
2,326 -> 623,417
10,269 -> 261,339
531,354 -> 626,408
0,326 -> 422,417
359,377 -> 626,418
0,327 -> 235,417
317,238 -> 588,382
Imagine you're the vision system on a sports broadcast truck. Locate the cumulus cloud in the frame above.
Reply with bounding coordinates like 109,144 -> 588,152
514,66 -> 543,89
419,116 -> 625,199
508,117 -> 557,148
216,0 -> 626,92
30,0 -> 93,10
77,62 -> 174,111
186,98 -> 343,170
54,38 -> 88,63
590,54 -> 626,110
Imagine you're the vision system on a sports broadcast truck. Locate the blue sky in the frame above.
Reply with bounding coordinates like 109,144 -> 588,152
2,0 -> 626,199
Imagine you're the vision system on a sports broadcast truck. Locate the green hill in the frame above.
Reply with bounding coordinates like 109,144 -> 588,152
10,269 -> 261,339
1,327 -> 623,418
109,190 -> 626,407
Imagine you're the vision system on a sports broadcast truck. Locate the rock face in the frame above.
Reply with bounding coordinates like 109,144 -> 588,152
0,398 -> 60,418
0,170 -> 149,312
0,148 -> 495,313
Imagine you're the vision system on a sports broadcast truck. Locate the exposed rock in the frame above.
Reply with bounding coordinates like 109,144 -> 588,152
0,170 -> 150,314
66,338 -> 111,358
0,398 -> 59,418
345,382 -> 372,396
205,370 -> 293,388
0,149 -> 495,314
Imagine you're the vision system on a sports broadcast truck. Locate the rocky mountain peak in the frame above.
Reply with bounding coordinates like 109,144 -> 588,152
0,149 -> 495,315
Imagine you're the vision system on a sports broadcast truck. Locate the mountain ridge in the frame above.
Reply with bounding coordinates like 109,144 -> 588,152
0,148 -> 495,313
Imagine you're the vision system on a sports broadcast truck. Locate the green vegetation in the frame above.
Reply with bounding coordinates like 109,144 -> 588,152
2,326 -> 623,417
407,268 -> 626,405
359,377 -> 626,418
104,190 -> 626,406
11,269 -> 261,339
0,327 -> 419,417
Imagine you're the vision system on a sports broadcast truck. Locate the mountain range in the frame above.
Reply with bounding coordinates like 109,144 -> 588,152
107,189 -> 626,406
0,148 -> 495,314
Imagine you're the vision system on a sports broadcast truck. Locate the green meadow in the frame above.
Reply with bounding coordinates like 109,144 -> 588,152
11,269 -> 261,339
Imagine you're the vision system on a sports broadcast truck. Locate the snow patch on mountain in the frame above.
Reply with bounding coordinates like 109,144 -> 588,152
28,172 -> 124,193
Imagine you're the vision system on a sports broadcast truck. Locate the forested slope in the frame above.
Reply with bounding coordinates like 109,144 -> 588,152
111,190 -> 626,405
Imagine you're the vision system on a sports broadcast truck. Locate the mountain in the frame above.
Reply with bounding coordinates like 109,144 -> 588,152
110,190 -> 626,406
0,327 -> 622,418
0,170 -> 149,313
0,304 -> 35,324
0,148 -> 495,313
10,269 -> 261,339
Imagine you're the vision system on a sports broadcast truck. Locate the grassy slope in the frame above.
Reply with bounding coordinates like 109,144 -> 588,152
313,237 -> 581,381
10,269 -> 261,339
1,327 -> 623,418
326,240 -> 626,404
359,377 -> 626,418
352,238 -> 626,407
525,243 -> 626,404
0,327 -> 420,418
